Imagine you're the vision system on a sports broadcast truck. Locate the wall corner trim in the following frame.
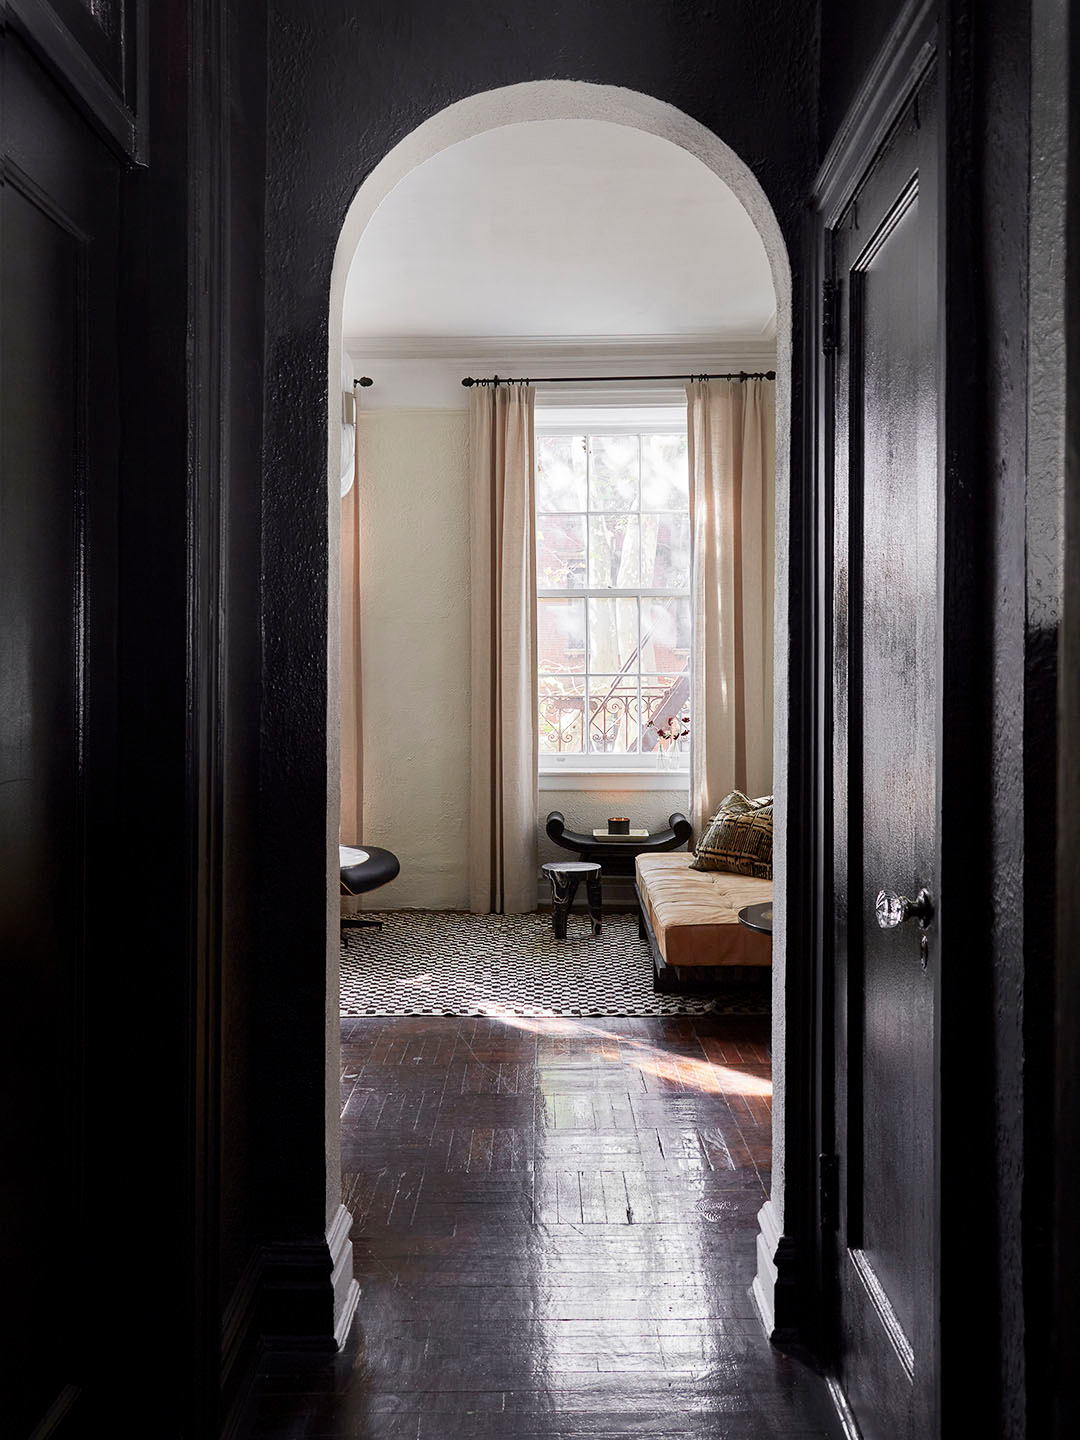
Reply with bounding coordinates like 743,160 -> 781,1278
752,1198 -> 800,1342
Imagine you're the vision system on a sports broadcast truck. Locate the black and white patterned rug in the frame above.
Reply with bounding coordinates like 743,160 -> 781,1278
339,910 -> 769,1018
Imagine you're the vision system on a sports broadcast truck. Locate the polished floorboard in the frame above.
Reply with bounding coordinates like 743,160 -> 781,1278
248,1015 -> 840,1439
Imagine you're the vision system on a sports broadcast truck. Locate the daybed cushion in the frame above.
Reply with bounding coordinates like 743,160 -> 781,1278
635,853 -> 772,968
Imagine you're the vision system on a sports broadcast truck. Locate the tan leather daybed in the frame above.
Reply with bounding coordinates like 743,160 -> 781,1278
635,852 -> 772,990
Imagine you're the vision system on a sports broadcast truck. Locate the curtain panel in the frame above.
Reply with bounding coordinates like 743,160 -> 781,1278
468,385 -> 539,914
687,378 -> 775,830
339,415 -> 363,845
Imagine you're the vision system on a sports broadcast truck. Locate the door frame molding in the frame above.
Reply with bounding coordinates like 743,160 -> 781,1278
1056,3 -> 1080,1432
5,0 -> 146,162
808,1 -> 991,1432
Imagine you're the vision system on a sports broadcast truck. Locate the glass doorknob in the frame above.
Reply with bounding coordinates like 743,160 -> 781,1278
875,887 -> 934,930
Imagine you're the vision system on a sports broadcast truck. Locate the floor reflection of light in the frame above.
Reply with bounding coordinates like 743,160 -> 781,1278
378,974 -> 771,1099
349,963 -> 771,1416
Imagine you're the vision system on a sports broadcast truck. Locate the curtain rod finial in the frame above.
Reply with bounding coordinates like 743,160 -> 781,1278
354,376 -> 373,387
462,377 -> 476,387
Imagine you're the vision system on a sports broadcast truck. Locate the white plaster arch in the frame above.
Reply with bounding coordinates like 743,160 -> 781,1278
325,81 -> 794,1333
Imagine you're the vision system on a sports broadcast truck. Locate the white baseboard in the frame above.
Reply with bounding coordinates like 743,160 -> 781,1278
327,1203 -> 360,1349
752,1197 -> 782,1336
752,1197 -> 799,1341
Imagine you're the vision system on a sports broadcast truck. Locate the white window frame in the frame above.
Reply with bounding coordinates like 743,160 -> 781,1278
535,403 -> 690,788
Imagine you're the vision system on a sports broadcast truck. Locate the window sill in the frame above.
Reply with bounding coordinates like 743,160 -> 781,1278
538,768 -> 690,792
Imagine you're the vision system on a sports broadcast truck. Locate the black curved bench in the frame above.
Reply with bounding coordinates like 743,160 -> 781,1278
339,845 -> 400,931
545,811 -> 692,879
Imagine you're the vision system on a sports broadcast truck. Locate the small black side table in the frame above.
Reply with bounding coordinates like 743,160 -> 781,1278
542,861 -> 603,939
545,811 -> 693,880
737,901 -> 773,935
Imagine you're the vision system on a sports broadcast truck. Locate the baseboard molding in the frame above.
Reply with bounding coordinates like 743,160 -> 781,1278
219,1213 -> 358,1439
752,1198 -> 800,1341
27,1384 -> 81,1440
258,1204 -> 359,1353
825,1374 -> 863,1439
219,1246 -> 266,1440
221,1245 -> 265,1381
327,1202 -> 361,1349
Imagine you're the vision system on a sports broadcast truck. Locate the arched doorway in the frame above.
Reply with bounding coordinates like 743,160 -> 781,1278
324,80 -> 796,1342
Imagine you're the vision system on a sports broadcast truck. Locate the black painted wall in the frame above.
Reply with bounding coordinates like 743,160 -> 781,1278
257,0 -> 820,1260
5,1 -> 1068,1433
219,0 -> 267,1315
971,1 -> 1043,1433
116,1 -> 268,1428
816,4 -> 1061,1438
82,1 -> 1064,1431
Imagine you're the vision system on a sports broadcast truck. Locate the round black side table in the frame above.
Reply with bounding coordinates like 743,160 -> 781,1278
737,901 -> 773,935
339,844 -> 400,932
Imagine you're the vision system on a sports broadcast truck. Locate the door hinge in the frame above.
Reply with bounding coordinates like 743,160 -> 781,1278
819,1152 -> 839,1230
822,278 -> 840,355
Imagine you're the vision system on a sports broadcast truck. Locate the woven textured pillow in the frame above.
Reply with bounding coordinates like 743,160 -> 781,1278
690,791 -> 773,878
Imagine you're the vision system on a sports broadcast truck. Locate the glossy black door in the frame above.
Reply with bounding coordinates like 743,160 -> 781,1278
0,28 -> 120,1436
828,67 -> 939,1439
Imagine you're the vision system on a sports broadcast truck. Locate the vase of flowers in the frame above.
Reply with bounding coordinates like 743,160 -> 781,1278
649,713 -> 690,769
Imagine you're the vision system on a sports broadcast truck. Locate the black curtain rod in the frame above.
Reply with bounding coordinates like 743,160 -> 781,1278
460,370 -> 775,387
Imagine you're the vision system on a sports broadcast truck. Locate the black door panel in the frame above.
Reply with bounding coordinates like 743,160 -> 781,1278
1,29 -> 121,1436
828,65 -> 940,1440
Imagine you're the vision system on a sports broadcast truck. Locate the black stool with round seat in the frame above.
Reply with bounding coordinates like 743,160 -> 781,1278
339,845 -> 400,931
542,860 -> 603,940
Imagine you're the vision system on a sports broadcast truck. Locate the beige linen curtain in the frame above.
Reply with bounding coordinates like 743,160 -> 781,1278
339,412 -> 363,845
687,378 -> 775,829
468,385 -> 538,913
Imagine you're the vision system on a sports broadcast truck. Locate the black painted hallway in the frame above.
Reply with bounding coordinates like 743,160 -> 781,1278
247,1015 -> 840,1438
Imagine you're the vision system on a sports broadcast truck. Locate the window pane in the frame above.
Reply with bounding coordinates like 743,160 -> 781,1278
641,512 -> 691,589
536,434 -> 587,511
588,597 -> 638,673
640,675 -> 691,749
538,598 -> 586,672
537,513 -> 586,588
588,513 -> 639,588
589,435 -> 639,510
641,596 -> 691,672
587,675 -> 641,753
641,434 -> 689,510
539,676 -> 585,754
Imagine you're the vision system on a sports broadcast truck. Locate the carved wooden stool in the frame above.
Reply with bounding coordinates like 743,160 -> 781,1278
541,861 -> 603,939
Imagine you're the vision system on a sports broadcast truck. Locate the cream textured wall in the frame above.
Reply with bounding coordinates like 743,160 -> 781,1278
355,409 -> 471,908
352,406 -> 692,909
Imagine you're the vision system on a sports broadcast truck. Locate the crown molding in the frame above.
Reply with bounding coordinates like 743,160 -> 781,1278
344,333 -> 776,367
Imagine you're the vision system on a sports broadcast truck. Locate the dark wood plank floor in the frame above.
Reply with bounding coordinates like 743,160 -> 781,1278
248,1015 -> 840,1439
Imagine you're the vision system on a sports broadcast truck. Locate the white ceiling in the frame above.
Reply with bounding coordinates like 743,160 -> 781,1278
342,120 -> 776,342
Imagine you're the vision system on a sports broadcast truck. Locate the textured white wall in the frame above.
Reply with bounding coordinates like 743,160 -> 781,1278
353,406 -> 692,909
355,409 -> 472,908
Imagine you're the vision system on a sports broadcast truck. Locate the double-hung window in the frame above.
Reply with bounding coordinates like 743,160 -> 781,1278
536,411 -> 690,781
